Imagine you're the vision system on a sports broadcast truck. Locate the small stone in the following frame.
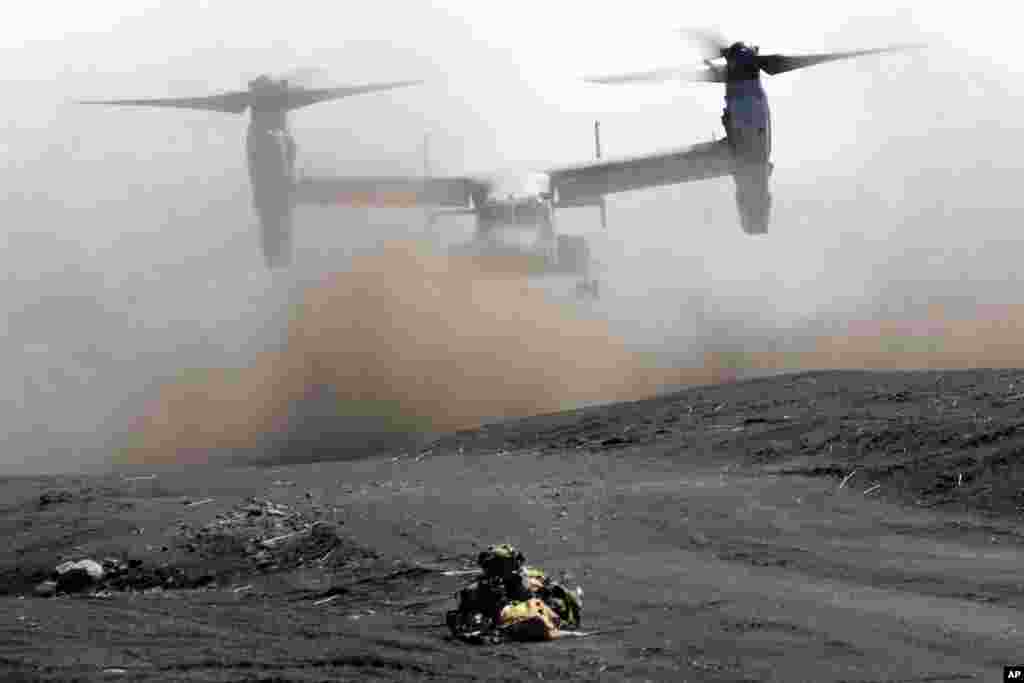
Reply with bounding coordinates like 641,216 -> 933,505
54,559 -> 105,594
34,580 -> 57,598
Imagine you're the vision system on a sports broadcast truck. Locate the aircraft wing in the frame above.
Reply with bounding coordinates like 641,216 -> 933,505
293,175 -> 484,209
77,91 -> 252,114
547,139 -> 734,207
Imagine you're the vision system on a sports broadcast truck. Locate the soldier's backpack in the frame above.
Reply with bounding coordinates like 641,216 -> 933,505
498,598 -> 561,641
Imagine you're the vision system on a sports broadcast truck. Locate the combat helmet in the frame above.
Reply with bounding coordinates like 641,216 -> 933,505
477,544 -> 525,578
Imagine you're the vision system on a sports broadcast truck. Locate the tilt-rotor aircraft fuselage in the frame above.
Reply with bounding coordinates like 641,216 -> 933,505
79,74 -> 423,268
293,121 -> 733,298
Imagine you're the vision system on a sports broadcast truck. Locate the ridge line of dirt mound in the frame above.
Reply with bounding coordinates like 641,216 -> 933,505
428,368 -> 1024,518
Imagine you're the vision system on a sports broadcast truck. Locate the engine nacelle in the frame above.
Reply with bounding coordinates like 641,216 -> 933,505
732,162 -> 771,235
246,127 -> 297,268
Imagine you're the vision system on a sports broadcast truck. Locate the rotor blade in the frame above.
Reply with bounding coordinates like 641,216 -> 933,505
758,43 -> 925,76
273,66 -> 328,89
282,79 -> 424,111
678,27 -> 730,60
584,66 -> 723,85
76,91 -> 251,114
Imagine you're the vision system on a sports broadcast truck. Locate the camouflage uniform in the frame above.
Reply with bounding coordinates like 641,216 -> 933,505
447,544 -> 583,642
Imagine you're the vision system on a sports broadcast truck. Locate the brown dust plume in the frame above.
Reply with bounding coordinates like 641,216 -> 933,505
121,240 -> 726,464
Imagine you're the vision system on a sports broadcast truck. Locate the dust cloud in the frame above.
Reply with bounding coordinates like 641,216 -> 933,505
120,240 -> 730,465
730,304 -> 1024,375
126,235 -> 1024,468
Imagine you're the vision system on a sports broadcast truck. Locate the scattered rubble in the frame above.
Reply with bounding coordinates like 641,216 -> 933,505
37,490 -> 73,509
172,497 -> 377,577
33,581 -> 57,597
34,557 -> 122,597
29,498 -> 377,598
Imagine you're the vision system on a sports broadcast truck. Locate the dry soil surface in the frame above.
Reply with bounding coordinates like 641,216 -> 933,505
4,369 -> 1024,682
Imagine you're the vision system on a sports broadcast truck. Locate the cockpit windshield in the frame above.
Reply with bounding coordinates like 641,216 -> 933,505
481,172 -> 551,203
478,197 -> 548,227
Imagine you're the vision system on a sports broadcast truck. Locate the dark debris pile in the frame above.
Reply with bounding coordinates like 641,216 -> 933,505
171,497 -> 377,577
29,498 -> 378,598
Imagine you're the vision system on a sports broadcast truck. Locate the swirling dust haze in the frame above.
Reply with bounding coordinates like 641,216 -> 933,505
121,240 -> 729,464
116,238 -> 1024,467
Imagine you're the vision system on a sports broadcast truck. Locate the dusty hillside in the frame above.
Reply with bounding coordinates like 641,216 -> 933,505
4,368 -> 1024,682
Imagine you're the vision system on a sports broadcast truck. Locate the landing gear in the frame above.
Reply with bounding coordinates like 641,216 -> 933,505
557,234 -> 590,274
258,205 -> 294,269
556,234 -> 599,299
576,279 -> 600,299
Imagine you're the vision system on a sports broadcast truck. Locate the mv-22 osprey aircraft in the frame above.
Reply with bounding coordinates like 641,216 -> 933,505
81,34 -> 918,281
293,32 -> 920,296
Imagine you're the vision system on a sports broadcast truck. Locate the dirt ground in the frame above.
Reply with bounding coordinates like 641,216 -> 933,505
4,368 -> 1024,681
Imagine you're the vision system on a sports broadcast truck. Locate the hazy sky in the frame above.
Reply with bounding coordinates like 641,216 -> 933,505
3,2 -> 1024,473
